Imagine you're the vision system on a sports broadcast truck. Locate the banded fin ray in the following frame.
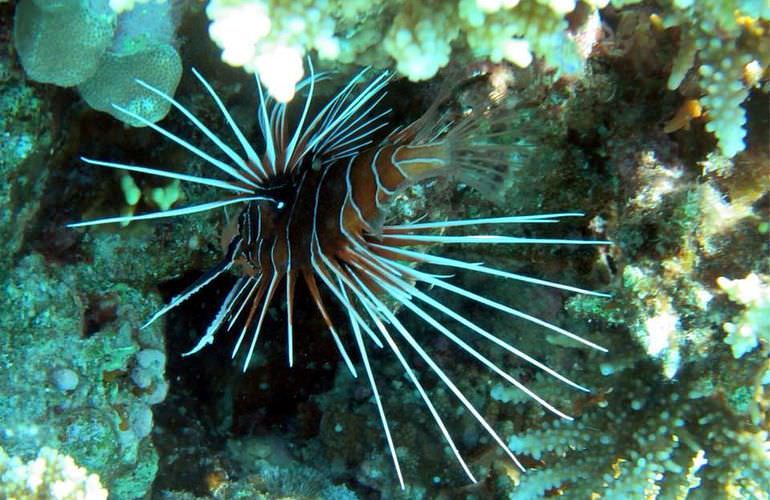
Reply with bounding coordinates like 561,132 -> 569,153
133,78 -> 255,178
142,236 -> 243,329
184,276 -> 248,356
78,157 -> 253,194
67,196 -> 279,228
111,103 -> 258,188
343,267 -> 479,484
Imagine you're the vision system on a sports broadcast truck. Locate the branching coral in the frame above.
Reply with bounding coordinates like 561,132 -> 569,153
383,1 -> 460,82
718,272 -> 770,359
0,446 -> 108,499
205,0 -> 601,101
617,0 -> 770,157
203,0 -> 770,130
507,362 -> 770,498
458,0 -> 594,74
539,36 -> 769,493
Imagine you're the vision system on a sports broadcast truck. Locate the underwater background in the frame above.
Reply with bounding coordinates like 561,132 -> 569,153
1,0 -> 769,498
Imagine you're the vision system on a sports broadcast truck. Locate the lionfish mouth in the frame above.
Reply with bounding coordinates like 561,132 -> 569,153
69,62 -> 611,488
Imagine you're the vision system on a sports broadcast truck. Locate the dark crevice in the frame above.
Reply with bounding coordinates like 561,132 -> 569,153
152,267 -> 345,492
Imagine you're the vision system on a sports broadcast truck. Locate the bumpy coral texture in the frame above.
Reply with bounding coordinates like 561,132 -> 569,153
508,375 -> 770,497
0,254 -> 168,499
205,0 -> 597,101
620,0 -> 770,157
0,446 -> 108,500
718,273 -> 770,359
205,0 -> 769,159
13,0 -> 181,125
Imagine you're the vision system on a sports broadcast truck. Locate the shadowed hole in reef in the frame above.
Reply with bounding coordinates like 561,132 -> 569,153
82,292 -> 119,337
152,268 -> 343,492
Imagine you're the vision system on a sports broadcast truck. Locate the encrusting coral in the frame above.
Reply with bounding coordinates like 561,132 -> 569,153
0,242 -> 170,497
14,0 -> 182,125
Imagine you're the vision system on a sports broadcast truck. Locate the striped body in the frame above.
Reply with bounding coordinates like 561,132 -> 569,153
237,124 -> 448,294
69,66 -> 611,488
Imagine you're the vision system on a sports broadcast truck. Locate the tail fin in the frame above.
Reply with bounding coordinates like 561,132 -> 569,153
442,104 -> 528,202
405,75 -> 530,203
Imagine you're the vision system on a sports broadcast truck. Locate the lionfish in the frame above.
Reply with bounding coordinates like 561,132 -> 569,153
69,63 -> 610,487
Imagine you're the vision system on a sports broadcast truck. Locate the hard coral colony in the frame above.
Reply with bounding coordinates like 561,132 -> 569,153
69,66 -> 610,486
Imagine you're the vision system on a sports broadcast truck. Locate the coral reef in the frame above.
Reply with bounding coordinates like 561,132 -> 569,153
0,445 -> 108,499
507,367 -> 770,497
0,253 -> 168,498
1,0 -> 768,498
505,9 -> 769,492
718,272 -> 770,359
202,0 -> 770,159
205,0 -> 601,101
0,55 -> 51,279
0,27 -> 181,480
610,0 -> 770,157
14,0 -> 182,125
